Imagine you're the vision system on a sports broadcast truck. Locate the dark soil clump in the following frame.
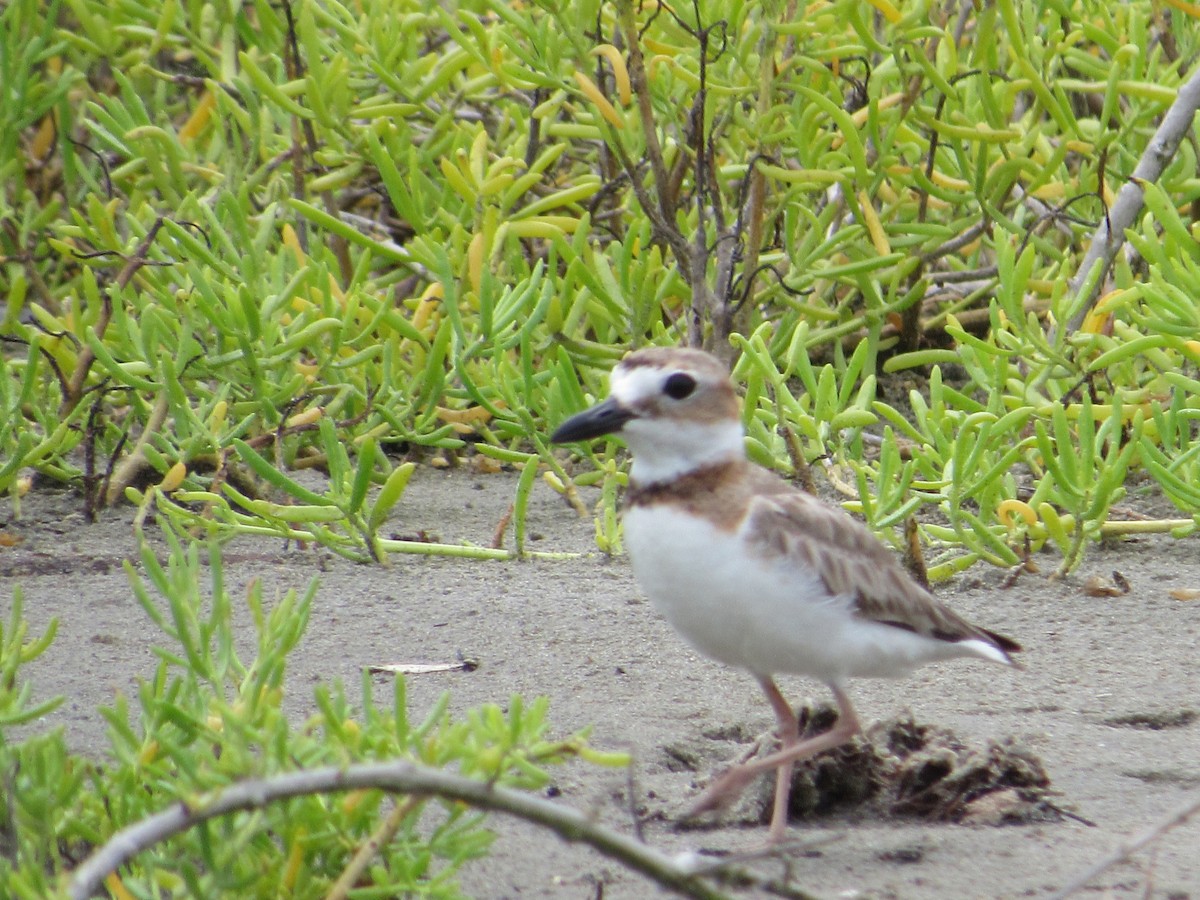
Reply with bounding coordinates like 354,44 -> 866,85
785,703 -> 1059,825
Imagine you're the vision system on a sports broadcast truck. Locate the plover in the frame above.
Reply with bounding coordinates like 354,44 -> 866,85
551,346 -> 1021,842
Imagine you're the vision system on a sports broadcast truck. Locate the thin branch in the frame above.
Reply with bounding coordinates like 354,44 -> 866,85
103,391 -> 170,506
61,217 -> 166,415
919,220 -> 991,263
326,796 -> 423,900
928,265 -> 999,284
280,0 -> 353,283
1062,62 -> 1200,335
603,115 -> 690,266
68,761 -> 732,900
616,0 -> 676,225
1048,794 -> 1200,899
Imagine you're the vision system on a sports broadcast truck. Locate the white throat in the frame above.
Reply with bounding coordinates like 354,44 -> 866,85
623,418 -> 745,485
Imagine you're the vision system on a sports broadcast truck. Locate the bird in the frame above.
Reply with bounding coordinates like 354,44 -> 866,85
550,345 -> 1021,843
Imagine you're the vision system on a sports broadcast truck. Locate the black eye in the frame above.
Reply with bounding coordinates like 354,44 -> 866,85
663,372 -> 696,400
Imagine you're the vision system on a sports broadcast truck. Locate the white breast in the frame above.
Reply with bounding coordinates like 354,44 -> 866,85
622,504 -> 979,681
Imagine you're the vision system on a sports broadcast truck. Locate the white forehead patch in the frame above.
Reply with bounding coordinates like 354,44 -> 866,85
609,362 -> 672,405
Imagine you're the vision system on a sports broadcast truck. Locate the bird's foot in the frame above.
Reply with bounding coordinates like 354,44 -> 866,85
681,763 -> 761,820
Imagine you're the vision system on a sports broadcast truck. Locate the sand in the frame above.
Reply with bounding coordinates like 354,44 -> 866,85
6,467 -> 1199,898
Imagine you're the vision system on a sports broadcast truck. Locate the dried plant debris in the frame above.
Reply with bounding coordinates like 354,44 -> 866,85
678,703 -> 1061,829
1121,769 -> 1200,786
1102,708 -> 1198,730
1083,574 -> 1129,597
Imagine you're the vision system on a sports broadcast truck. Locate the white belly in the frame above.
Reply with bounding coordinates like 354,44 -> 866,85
622,505 -> 966,681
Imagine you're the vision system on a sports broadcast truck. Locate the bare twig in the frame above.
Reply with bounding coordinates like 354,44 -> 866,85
1,218 -> 59,313
734,18 -> 780,342
1061,62 -> 1200,335
326,796 -> 423,900
920,220 -> 991,263
610,0 -> 744,354
1048,793 -> 1200,899
104,391 -> 170,506
491,501 -> 514,549
280,0 -> 353,283
928,265 -> 1000,284
68,761 -> 733,900
616,0 -> 676,228
61,217 -> 166,415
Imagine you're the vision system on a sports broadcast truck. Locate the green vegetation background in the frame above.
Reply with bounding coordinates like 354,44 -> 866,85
3,0 -> 1200,895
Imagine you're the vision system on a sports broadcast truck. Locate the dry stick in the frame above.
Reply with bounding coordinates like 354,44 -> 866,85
898,32 -> 940,352
736,0 -> 787,307
68,761 -> 731,900
616,0 -> 676,227
491,500 -> 515,549
280,0 -> 353,282
686,12 -> 729,352
325,795 -> 423,900
83,392 -> 108,521
735,27 -> 775,338
103,391 -> 170,506
951,0 -> 974,44
4,218 -> 58,314
919,220 -> 991,263
61,217 -> 165,416
612,0 -> 709,350
1047,793 -> 1200,900
1061,62 -> 1200,336
689,148 -> 715,350
608,132 -> 681,262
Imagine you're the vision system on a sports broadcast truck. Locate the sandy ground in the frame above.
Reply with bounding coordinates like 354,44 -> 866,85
5,467 -> 1200,899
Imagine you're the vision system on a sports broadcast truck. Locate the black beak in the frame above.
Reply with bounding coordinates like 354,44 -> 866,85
550,397 -> 635,443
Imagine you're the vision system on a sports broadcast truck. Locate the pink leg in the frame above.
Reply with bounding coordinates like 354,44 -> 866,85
685,681 -> 862,843
757,677 -> 800,843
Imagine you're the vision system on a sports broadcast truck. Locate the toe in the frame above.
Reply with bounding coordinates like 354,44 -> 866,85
682,767 -> 758,818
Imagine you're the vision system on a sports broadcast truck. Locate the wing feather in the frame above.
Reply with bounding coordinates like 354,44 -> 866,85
745,490 -> 1020,657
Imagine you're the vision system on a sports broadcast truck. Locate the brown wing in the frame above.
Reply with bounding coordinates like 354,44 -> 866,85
745,489 -> 1021,656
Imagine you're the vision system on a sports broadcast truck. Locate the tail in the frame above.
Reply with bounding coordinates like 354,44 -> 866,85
976,626 -> 1023,669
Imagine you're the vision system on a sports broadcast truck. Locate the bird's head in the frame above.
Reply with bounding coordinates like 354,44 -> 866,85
551,347 -> 745,484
